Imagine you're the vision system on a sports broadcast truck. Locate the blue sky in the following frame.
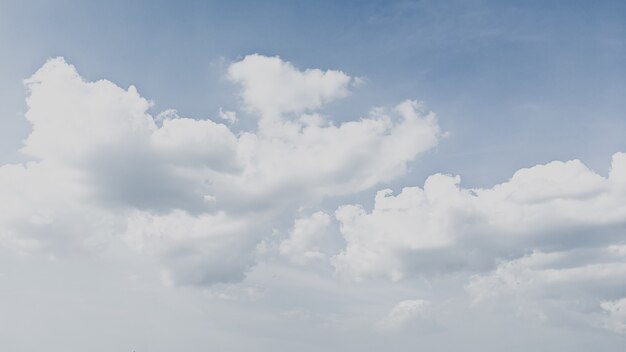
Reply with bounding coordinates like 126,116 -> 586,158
1,1 -> 626,351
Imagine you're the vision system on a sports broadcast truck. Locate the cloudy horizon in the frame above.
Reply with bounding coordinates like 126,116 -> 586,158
1,1 -> 626,351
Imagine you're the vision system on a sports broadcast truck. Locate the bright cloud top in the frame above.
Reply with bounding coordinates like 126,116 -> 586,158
333,154 -> 626,281
228,54 -> 355,120
327,152 -> 626,333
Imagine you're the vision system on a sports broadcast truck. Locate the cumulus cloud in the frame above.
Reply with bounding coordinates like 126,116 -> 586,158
227,54 -> 353,121
22,58 -> 156,162
123,210 -> 260,285
0,55 -> 441,286
333,154 -> 626,282
0,161 -> 122,255
329,152 -> 626,333
5,54 -> 625,338
150,113 -> 240,171
279,212 -> 332,265
465,246 -> 626,331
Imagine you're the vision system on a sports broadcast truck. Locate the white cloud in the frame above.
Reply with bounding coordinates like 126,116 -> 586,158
3,52 -> 626,351
465,247 -> 626,331
150,115 -> 240,171
0,55 -> 442,286
123,210 -> 261,285
0,161 -> 122,255
218,108 -> 238,124
6,55 -> 626,338
227,54 -> 353,122
22,57 -> 156,162
222,99 -> 441,207
279,211 -> 332,265
333,153 -> 626,281
330,152 -> 626,333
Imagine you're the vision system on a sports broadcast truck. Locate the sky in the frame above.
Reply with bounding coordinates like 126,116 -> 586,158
1,1 -> 626,351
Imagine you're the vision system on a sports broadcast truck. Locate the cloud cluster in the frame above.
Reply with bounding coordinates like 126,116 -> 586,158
329,153 -> 626,332
333,154 -> 626,281
0,55 -> 442,285
465,245 -> 626,331
3,54 -> 626,336
279,211 -> 332,265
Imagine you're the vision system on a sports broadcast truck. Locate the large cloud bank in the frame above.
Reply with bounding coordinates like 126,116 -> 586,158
333,155 -> 626,281
328,154 -> 626,332
0,55 -> 441,285
1,55 -> 626,336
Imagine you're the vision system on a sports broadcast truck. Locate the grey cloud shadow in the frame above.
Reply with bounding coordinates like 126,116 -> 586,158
82,145 -> 209,214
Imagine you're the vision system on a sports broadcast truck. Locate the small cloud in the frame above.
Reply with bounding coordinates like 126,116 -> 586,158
218,108 -> 238,124
227,54 -> 353,119
155,109 -> 180,124
279,212 -> 331,265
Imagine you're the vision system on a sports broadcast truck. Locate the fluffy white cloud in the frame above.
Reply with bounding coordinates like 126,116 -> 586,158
123,210 -> 261,285
150,113 -> 240,171
227,54 -> 353,121
333,153 -> 626,281
22,58 -> 156,162
222,99 -> 441,207
279,212 -> 332,265
465,246 -> 626,331
330,152 -> 626,333
0,161 -> 122,255
7,55 -> 625,338
3,53 -> 626,348
0,55 -> 441,286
